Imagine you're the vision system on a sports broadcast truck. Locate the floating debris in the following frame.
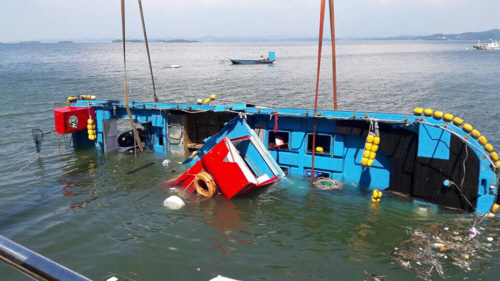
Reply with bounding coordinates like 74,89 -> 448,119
391,218 -> 497,280
363,270 -> 386,281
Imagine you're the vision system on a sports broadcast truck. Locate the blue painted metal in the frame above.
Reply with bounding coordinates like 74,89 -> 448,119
69,100 -> 498,213
418,123 -> 450,160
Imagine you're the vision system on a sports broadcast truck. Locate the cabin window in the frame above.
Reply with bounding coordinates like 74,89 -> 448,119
268,131 -> 290,150
307,134 -> 331,154
303,169 -> 330,179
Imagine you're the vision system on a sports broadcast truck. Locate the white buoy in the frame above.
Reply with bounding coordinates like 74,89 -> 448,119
163,196 -> 185,210
162,159 -> 170,167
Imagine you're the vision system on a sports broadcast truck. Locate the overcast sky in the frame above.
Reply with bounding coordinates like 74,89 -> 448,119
1,0 -> 499,42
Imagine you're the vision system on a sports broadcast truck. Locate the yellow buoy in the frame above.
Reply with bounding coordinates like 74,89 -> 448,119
376,198 -> 381,203
87,124 -> 93,130
470,129 -> 480,139
210,94 -> 217,100
85,95 -> 91,100
365,143 -> 373,151
203,98 -> 211,104
433,111 -> 444,119
373,136 -> 380,145
88,130 -> 95,135
369,152 -> 376,159
491,152 -> 499,161
496,161 -> 500,167
413,108 -> 423,115
367,159 -> 374,166
361,157 -> 369,166
462,123 -> 473,133
196,99 -> 203,104
478,136 -> 488,146
87,118 -> 93,125
443,113 -> 453,122
452,117 -> 464,126
371,144 -> 379,152
377,190 -> 382,198
89,135 -> 96,141
484,143 -> 494,152
424,108 -> 433,116
316,146 -> 324,153
371,198 -> 378,203
363,150 -> 371,158
492,204 -> 500,213
367,134 -> 374,143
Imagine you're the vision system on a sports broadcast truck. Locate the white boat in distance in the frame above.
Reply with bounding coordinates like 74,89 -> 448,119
473,39 -> 500,50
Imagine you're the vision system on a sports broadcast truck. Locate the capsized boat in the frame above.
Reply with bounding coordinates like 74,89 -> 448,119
473,40 -> 500,50
55,100 -> 500,214
230,51 -> 276,64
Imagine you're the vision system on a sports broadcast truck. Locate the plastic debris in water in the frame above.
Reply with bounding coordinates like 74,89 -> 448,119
487,237 -> 494,242
468,227 -> 477,239
162,159 -> 170,167
163,196 -> 185,210
107,277 -> 118,281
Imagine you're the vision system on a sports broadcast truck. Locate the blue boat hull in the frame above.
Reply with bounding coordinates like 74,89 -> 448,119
66,100 -> 498,214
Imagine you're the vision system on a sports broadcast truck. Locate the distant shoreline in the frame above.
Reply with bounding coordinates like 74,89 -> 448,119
2,29 -> 498,44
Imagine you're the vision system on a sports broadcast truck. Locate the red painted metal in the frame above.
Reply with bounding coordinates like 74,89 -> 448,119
167,137 -> 278,199
54,107 -> 94,134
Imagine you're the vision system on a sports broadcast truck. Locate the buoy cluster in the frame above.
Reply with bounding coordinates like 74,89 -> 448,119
196,94 -> 217,105
361,132 -> 380,167
68,95 -> 96,102
414,108 -> 499,168
87,117 -> 96,141
371,189 -> 382,203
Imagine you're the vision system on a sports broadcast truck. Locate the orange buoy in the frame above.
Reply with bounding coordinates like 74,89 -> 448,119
194,171 -> 218,198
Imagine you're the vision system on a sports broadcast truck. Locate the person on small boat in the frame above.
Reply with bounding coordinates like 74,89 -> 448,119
259,55 -> 266,62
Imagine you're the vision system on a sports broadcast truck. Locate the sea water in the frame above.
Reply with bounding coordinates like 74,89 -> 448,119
1,41 -> 500,280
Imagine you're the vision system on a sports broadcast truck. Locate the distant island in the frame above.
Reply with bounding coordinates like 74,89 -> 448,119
112,39 -> 143,43
19,41 -> 41,44
156,39 -> 198,43
58,41 -> 73,44
371,29 -> 500,41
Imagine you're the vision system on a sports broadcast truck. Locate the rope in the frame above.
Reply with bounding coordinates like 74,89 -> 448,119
314,177 -> 342,190
121,0 -> 144,152
137,0 -> 159,102
328,0 -> 338,110
311,0 -> 326,184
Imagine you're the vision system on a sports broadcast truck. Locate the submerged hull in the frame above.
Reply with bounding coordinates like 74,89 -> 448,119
64,100 -> 499,214
230,59 -> 274,64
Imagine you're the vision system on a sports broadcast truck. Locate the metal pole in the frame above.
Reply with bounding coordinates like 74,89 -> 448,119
0,235 -> 91,281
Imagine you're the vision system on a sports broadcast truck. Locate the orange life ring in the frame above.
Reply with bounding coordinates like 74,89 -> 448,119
194,171 -> 218,198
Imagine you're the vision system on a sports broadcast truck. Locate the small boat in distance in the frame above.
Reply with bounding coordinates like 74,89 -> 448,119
230,51 -> 276,64
473,40 -> 500,50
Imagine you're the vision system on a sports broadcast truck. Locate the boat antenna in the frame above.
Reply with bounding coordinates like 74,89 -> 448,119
328,0 -> 338,110
138,0 -> 159,102
311,0 -> 327,184
121,0 -> 144,152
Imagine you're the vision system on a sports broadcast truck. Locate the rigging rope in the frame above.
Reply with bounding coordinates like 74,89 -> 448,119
311,0 -> 326,184
121,0 -> 144,152
328,0 -> 338,110
138,0 -> 159,102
